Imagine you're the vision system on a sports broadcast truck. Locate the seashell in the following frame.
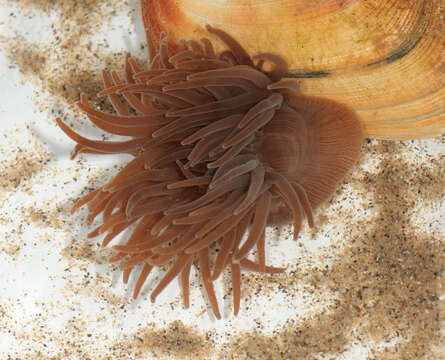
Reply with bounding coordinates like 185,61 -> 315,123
141,0 -> 445,140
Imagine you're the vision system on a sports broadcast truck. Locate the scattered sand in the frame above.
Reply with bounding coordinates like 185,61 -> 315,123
0,1 -> 443,359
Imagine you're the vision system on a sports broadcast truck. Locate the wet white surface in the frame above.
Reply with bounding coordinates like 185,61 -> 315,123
0,2 -> 443,359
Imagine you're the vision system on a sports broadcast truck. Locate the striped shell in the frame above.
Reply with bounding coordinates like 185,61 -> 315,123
142,0 -> 445,139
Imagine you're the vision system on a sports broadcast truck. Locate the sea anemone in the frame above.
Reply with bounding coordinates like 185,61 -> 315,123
57,25 -> 363,318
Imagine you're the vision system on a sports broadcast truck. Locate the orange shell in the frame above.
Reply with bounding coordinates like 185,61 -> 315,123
141,0 -> 445,140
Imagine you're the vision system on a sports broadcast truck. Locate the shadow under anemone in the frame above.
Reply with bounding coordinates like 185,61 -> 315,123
57,25 -> 363,319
